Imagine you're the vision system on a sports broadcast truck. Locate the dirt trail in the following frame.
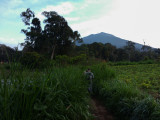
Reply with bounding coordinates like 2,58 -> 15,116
91,97 -> 114,120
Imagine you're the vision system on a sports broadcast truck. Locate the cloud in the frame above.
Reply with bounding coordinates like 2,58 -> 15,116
80,0 -> 112,10
65,17 -> 80,22
70,0 -> 160,48
40,2 -> 74,15
36,2 -> 75,22
0,0 -> 25,19
0,37 -> 24,48
1,0 -> 160,49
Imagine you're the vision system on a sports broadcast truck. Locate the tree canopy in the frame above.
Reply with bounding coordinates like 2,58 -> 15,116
21,8 -> 82,59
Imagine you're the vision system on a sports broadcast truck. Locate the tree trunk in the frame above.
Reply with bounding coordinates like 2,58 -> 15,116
51,45 -> 56,60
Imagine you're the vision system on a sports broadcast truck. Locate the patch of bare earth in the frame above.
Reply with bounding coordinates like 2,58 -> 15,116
91,97 -> 114,120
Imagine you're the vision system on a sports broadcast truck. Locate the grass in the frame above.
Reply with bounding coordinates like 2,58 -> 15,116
107,60 -> 155,66
112,64 -> 160,97
0,64 -> 93,120
89,63 -> 160,120
1,61 -> 160,120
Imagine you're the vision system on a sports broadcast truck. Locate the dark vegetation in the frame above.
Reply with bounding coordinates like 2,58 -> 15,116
0,8 -> 160,120
91,64 -> 160,120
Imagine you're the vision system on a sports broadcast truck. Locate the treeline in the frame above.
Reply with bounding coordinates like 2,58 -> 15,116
74,41 -> 160,62
1,8 -> 160,65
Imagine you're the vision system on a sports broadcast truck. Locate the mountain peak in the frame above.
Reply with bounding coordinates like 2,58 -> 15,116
77,32 -> 143,49
98,32 -> 114,37
85,32 -> 114,38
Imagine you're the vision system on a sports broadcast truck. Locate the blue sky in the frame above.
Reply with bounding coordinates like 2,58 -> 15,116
0,0 -> 160,49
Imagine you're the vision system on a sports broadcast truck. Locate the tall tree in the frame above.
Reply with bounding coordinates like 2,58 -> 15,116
124,41 -> 135,61
102,43 -> 117,61
42,11 -> 82,59
21,8 -> 43,53
88,42 -> 104,58
21,9 -> 82,59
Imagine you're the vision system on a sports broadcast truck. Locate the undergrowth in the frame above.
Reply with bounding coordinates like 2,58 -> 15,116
90,63 -> 160,120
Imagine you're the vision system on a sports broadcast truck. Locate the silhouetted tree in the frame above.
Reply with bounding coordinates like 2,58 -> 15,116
42,11 -> 82,59
21,8 -> 43,53
21,8 -> 82,59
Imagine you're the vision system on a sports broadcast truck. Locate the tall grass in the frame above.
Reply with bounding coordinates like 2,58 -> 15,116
0,64 -> 92,120
1,62 -> 160,120
107,59 -> 156,66
90,63 -> 160,120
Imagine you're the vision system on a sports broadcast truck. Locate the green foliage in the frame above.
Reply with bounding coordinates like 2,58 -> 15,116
112,64 -> 160,93
0,65 -> 92,120
1,61 -> 160,120
21,9 -> 82,59
70,54 -> 87,64
55,55 -> 69,65
139,59 -> 155,64
55,54 -> 87,65
107,59 -> 155,66
90,63 -> 160,120
20,52 -> 45,68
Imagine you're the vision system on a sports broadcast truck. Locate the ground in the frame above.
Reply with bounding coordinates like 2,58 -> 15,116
91,97 -> 114,120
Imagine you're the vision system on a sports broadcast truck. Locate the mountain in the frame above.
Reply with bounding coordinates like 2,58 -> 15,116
77,32 -> 143,49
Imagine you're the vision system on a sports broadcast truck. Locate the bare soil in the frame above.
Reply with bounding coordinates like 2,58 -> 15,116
91,97 -> 114,120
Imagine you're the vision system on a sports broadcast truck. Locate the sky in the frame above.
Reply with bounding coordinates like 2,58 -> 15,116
0,0 -> 160,49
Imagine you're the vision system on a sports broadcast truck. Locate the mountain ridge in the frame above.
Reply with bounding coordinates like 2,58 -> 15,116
77,32 -> 143,49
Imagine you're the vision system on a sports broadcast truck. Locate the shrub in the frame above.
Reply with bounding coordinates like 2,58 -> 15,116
55,54 -> 87,65
70,54 -> 87,64
20,52 -> 45,68
55,55 -> 70,65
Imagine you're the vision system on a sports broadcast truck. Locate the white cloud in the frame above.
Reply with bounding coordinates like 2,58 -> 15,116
3,8 -> 26,17
0,37 -> 24,48
40,2 -> 74,15
36,2 -> 75,22
71,0 -> 160,48
2,0 -> 160,49
80,0 -> 112,10
65,17 -> 80,22
36,12 -> 45,21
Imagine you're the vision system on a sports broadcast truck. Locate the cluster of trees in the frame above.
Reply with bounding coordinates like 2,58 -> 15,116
74,41 -> 160,62
21,8 -> 82,59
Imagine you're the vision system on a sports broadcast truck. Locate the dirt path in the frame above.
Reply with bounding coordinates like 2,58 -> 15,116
91,97 -> 114,120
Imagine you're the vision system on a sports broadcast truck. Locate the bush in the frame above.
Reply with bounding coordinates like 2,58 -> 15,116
55,54 -> 87,65
55,55 -> 70,65
20,52 -> 46,68
70,54 -> 87,64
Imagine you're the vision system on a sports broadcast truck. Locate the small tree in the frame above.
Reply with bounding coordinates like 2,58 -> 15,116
124,41 -> 135,61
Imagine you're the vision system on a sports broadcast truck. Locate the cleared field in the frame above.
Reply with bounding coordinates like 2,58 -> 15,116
91,63 -> 160,120
112,64 -> 160,98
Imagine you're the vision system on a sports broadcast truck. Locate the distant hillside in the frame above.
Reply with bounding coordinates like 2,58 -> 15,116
0,44 -> 15,62
77,32 -> 143,49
